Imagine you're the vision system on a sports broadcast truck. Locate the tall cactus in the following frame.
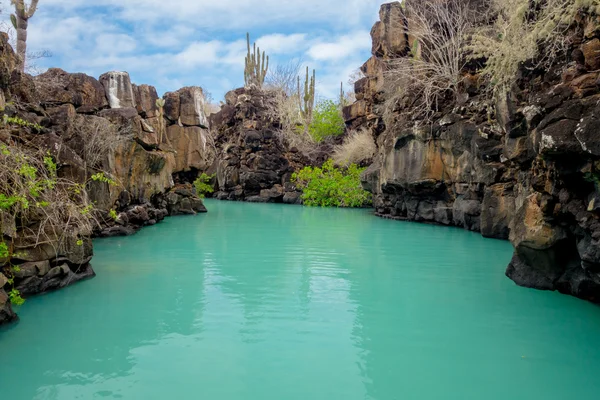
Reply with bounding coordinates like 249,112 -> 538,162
244,33 -> 269,88
298,66 -> 316,127
10,0 -> 39,72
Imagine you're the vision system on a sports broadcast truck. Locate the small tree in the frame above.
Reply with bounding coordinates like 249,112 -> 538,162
308,99 -> 345,143
265,58 -> 303,95
10,0 -> 39,72
244,32 -> 269,88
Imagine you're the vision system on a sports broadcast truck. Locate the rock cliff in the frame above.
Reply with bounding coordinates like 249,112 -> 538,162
0,34 -> 211,324
209,87 -> 326,204
352,1 -> 600,302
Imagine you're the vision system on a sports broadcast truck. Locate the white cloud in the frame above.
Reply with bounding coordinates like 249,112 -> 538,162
0,0 -> 388,99
256,33 -> 307,55
307,31 -> 372,61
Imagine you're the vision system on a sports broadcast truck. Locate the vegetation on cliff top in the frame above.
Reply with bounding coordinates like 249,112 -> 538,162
384,0 -> 600,123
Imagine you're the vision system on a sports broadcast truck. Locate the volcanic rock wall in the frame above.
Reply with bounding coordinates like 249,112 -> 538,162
0,34 -> 211,324
350,1 -> 600,302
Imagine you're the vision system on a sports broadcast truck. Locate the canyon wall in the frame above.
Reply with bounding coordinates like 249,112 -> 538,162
0,34 -> 211,324
351,1 -> 600,302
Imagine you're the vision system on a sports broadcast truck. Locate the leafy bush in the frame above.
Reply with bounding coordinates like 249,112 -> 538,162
193,173 -> 215,198
292,159 -> 371,208
332,128 -> 376,167
308,100 -> 345,143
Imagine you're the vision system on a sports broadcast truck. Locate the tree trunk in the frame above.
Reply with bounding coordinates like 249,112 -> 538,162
16,16 -> 27,72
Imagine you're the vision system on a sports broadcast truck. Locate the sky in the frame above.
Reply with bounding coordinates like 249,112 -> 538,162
1,0 -> 390,102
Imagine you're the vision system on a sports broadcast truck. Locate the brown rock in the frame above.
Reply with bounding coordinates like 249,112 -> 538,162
371,2 -> 407,58
163,87 -> 209,127
166,125 -> 211,172
133,84 -> 159,118
163,91 -> 180,122
581,39 -> 600,71
343,100 -> 367,122
34,68 -> 108,111
179,87 -> 209,127
510,193 -> 567,250
99,71 -> 136,109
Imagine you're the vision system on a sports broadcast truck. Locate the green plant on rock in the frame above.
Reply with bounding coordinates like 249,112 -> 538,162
292,159 -> 371,208
308,100 -> 345,143
244,32 -> 269,88
3,115 -> 42,131
193,173 -> 215,199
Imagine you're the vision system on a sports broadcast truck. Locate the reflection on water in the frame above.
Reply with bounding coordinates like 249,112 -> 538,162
1,200 -> 600,399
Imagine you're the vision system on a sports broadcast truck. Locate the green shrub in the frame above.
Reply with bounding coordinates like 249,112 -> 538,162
194,173 -> 215,199
292,159 -> 371,208
308,100 -> 345,143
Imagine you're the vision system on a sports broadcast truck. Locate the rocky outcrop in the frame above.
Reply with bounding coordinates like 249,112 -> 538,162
0,34 -> 211,324
208,87 -> 313,203
354,1 -> 600,302
99,71 -> 136,109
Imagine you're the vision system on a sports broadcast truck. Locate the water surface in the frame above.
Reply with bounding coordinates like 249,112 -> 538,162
1,200 -> 600,399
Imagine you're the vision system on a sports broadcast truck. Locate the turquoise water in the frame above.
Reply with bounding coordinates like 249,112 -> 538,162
1,200 -> 600,399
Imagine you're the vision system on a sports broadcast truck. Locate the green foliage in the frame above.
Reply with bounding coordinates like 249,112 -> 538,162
307,100 -> 345,143
0,242 -> 8,259
91,172 -> 116,186
3,115 -> 43,131
292,159 -> 371,208
109,209 -> 119,221
194,173 -> 215,199
8,288 -> 25,306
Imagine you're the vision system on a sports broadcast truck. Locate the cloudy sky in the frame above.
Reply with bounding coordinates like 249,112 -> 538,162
1,0 -> 389,101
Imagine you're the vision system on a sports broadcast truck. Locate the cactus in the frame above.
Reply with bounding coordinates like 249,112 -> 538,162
298,66 -> 316,128
10,0 -> 40,72
244,32 -> 269,88
339,82 -> 345,107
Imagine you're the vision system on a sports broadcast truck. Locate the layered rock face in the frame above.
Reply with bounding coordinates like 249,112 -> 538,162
353,1 -> 600,302
0,35 -> 211,323
209,87 -> 313,204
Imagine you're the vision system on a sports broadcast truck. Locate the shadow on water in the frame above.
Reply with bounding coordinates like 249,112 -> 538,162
1,200 -> 600,399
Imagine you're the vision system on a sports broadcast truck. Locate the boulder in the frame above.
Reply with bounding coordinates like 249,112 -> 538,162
133,84 -> 159,118
34,68 -> 108,111
581,38 -> 600,71
99,71 -> 136,109
163,87 -> 209,128
371,2 -> 407,59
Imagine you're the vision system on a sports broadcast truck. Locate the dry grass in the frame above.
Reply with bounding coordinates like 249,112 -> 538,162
470,0 -> 599,95
267,88 -> 321,157
332,128 -> 376,167
383,0 -> 472,122
72,115 -> 123,173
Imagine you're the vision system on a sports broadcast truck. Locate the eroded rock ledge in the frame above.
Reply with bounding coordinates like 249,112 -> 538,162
351,1 -> 600,302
